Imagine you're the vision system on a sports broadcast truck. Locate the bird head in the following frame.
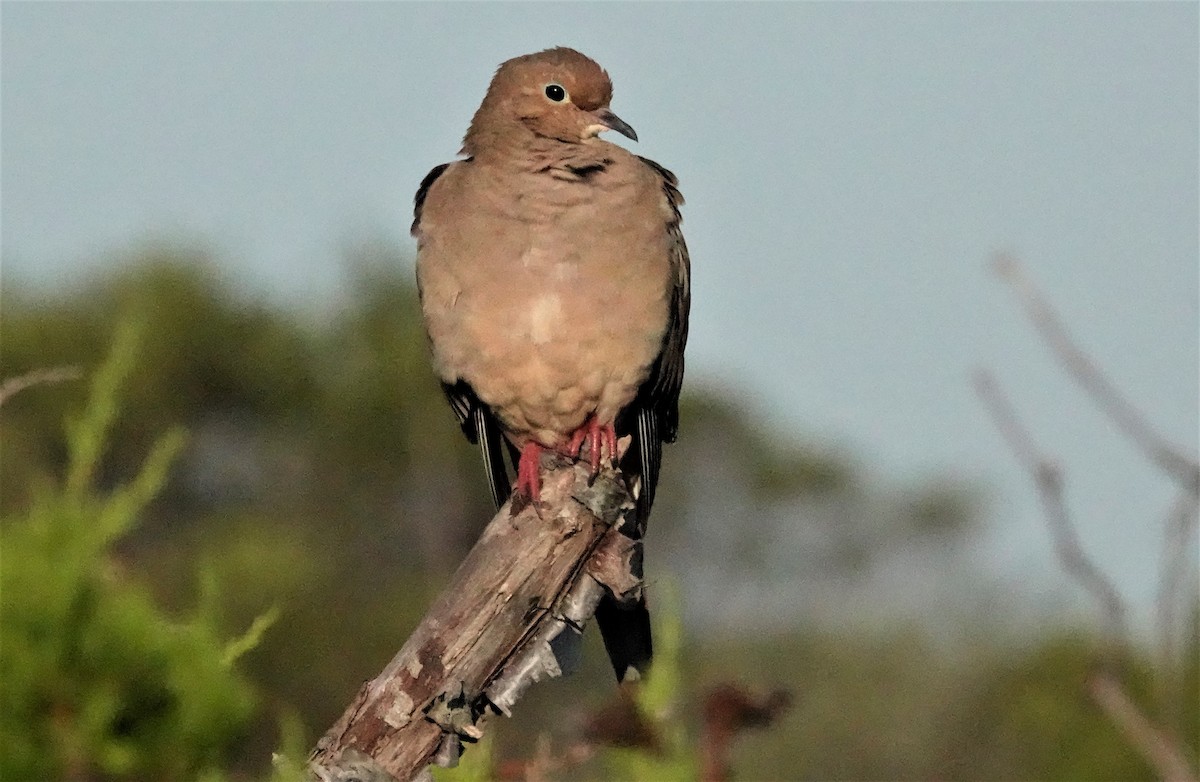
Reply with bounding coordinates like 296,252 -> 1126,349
462,47 -> 637,156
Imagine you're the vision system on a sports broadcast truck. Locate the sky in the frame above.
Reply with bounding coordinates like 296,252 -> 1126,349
2,2 -> 1197,632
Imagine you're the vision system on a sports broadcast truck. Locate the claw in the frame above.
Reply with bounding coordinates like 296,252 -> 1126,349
561,415 -> 617,475
518,418 -> 617,504
566,425 -> 588,464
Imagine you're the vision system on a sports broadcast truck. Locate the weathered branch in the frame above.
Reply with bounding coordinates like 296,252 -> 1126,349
307,452 -> 642,782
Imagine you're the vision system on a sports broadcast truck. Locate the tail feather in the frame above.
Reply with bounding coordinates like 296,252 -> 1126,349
595,595 -> 653,683
473,405 -> 513,509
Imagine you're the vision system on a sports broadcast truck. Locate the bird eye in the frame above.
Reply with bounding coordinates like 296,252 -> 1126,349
544,83 -> 567,102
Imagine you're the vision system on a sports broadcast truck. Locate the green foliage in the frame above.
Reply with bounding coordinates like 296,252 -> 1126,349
0,325 -> 262,781
260,710 -> 315,782
940,634 -> 1158,781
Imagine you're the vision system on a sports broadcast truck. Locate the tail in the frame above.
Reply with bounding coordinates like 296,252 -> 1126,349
597,406 -> 661,683
595,595 -> 653,683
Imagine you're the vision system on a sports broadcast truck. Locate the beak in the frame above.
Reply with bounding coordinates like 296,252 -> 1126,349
594,108 -> 638,142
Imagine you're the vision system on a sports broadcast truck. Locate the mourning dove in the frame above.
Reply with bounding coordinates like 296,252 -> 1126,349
413,47 -> 690,682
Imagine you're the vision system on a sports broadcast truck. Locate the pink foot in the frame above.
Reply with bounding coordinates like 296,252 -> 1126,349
516,441 -> 544,502
562,415 -> 617,475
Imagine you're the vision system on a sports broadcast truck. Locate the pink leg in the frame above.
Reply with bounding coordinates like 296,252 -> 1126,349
515,441 -> 544,502
565,421 -> 590,462
601,425 -> 617,467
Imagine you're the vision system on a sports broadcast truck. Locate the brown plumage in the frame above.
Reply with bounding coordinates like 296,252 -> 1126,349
412,47 -> 690,682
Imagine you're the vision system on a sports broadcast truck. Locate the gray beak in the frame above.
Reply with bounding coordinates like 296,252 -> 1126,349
595,108 -> 638,142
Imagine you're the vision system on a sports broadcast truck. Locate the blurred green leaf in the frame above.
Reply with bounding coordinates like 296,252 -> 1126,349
0,324 -> 263,781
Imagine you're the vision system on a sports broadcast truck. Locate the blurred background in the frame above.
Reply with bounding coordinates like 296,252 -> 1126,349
1,3 -> 1196,781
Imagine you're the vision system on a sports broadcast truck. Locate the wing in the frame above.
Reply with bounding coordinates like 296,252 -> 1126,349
412,162 -> 452,236
414,161 -> 514,509
618,157 -> 690,533
636,156 -> 690,444
597,158 -> 689,683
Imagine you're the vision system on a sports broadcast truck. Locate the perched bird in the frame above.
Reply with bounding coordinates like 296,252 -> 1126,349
412,47 -> 689,683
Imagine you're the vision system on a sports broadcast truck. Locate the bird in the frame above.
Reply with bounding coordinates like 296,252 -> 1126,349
412,47 -> 689,683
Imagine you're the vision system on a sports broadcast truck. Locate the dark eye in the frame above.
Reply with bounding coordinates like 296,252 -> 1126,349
544,83 -> 567,102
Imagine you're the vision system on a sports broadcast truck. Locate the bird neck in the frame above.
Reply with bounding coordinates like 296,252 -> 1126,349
462,107 -> 611,174
464,133 -> 613,178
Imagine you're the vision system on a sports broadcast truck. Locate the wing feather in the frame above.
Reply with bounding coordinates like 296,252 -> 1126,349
619,157 -> 690,528
415,161 -> 514,509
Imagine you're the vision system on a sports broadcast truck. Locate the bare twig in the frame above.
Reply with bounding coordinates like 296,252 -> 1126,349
973,369 -> 1129,650
982,256 -> 1199,780
992,254 -> 1199,485
1088,672 -> 1199,782
1154,486 -> 1200,733
307,453 -> 643,782
0,366 -> 82,407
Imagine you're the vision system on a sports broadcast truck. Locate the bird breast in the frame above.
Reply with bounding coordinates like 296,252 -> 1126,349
417,161 -> 673,447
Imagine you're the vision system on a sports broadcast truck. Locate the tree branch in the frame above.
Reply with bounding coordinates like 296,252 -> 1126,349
1154,485 -> 1200,737
980,255 -> 1199,780
307,453 -> 643,782
992,254 -> 1199,485
973,369 -> 1129,650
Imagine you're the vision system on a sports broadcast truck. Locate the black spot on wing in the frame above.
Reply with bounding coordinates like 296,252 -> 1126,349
565,158 -> 612,179
412,161 -> 460,236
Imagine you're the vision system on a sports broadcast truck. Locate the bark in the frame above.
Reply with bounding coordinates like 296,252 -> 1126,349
308,453 -> 642,782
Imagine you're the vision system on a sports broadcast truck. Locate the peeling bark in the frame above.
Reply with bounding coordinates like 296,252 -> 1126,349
308,454 -> 639,782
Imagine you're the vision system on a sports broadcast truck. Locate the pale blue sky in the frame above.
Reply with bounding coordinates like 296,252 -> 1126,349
3,2 -> 1197,629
